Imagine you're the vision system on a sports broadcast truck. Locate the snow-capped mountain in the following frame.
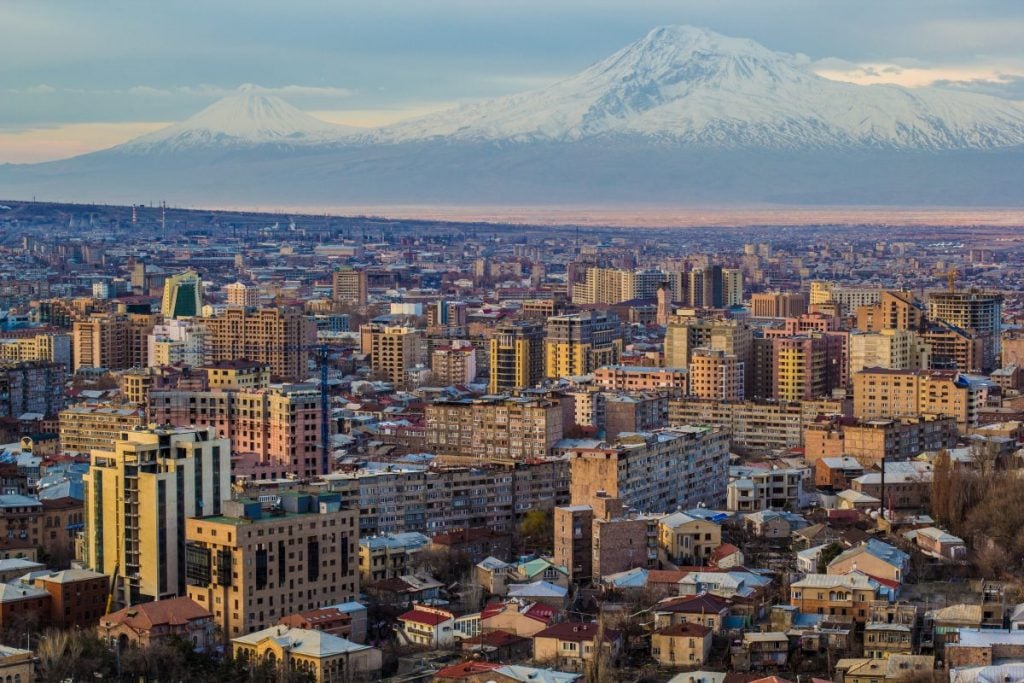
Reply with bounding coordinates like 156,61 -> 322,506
118,85 -> 360,153
3,26 -> 1024,207
375,26 -> 1024,150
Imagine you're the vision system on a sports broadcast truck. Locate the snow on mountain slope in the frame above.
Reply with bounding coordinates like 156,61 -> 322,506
119,85 -> 361,153
373,25 -> 1024,150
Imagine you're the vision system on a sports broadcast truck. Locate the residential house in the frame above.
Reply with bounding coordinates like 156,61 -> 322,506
475,557 -> 513,596
659,511 -> 723,566
652,593 -> 731,632
98,597 -> 215,651
835,655 -> 934,683
652,622 -> 714,667
532,621 -> 622,673
743,510 -> 807,539
790,574 -> 878,623
396,604 -> 456,648
741,632 -> 789,668
480,599 -> 557,637
429,527 -> 513,565
232,625 -> 382,682
827,539 -> 910,584
506,581 -> 569,609
910,527 -> 967,561
459,630 -> 533,662
815,457 -> 865,491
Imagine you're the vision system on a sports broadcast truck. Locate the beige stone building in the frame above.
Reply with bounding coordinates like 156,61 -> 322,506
544,311 -> 623,379
73,312 -> 157,371
651,622 -> 713,667
224,281 -> 259,308
83,426 -> 231,605
185,493 -> 358,640
688,348 -> 744,400
850,329 -> 929,374
202,306 -> 314,381
58,404 -> 146,454
0,332 -> 71,368
658,511 -> 723,566
360,323 -> 420,386
331,268 -> 368,307
232,625 -> 381,682
853,368 -> 976,427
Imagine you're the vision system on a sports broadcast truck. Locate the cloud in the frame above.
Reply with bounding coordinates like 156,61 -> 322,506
811,57 -> 1024,91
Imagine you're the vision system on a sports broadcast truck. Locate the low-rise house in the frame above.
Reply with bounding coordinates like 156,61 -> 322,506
651,622 -> 713,667
743,510 -> 807,539
395,604 -> 456,648
532,621 -> 621,673
925,604 -> 983,651
790,573 -> 878,623
836,489 -> 881,511
827,539 -> 910,584
909,527 -> 967,561
33,568 -> 109,629
659,511 -> 723,566
0,582 -> 50,631
652,593 -> 731,631
459,629 -> 533,662
792,523 -> 842,551
475,557 -> 513,596
835,654 -> 934,683
796,544 -> 830,574
510,557 -> 570,589
434,662 -> 581,683
480,599 -> 557,637
864,622 -> 914,659
279,606 -> 354,641
506,581 -> 569,609
709,543 -> 744,569
741,631 -> 789,668
98,597 -> 215,651
365,572 -> 444,607
0,645 -> 33,683
232,625 -> 382,682
358,532 -> 430,583
944,629 -> 1024,672
950,663 -> 1024,683
816,457 -> 865,491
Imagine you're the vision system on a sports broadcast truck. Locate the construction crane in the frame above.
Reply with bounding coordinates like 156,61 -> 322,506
946,267 -> 959,293
104,564 -> 119,615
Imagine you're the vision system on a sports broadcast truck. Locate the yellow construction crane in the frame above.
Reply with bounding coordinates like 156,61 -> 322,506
105,564 -> 119,615
946,267 -> 958,293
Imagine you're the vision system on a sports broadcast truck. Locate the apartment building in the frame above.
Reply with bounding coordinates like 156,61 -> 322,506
804,415 -> 959,467
331,268 -> 368,307
855,291 -> 924,332
853,368 -> 976,427
185,493 -> 357,640
424,395 -> 564,462
790,573 -> 878,623
726,466 -> 806,512
58,404 -> 147,454
553,505 -> 594,584
658,511 -> 723,566
750,291 -> 808,318
927,290 -> 1003,371
567,426 -> 729,512
148,318 -> 208,367
73,312 -> 157,371
360,324 -> 421,387
688,348 -> 744,400
663,317 -> 753,382
430,341 -> 477,385
320,459 -> 570,536
358,532 -> 430,583
83,426 -> 231,606
0,361 -> 65,418
224,281 -> 259,307
0,332 -> 71,368
850,329 -> 930,374
592,365 -> 688,394
202,306 -> 314,382
667,397 -> 848,453
544,311 -> 624,379
572,267 -> 664,305
489,320 -> 546,394
150,385 -> 325,478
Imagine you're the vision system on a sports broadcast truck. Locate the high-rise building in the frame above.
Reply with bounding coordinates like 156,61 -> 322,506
73,312 -> 157,371
664,317 -> 753,394
0,333 -> 71,369
722,268 -> 744,307
224,281 -> 259,308
150,385 -> 326,478
853,368 -> 976,428
332,268 -> 368,308
161,269 -> 203,319
573,268 -> 664,305
430,341 -> 477,385
855,291 -> 923,332
849,329 -> 929,374
688,348 -> 744,400
83,426 -> 231,606
750,292 -> 808,318
202,307 -> 315,381
426,301 -> 468,329
553,505 -> 594,584
59,404 -> 148,453
0,361 -> 65,418
360,324 -> 420,387
489,320 -> 545,393
544,311 -> 624,379
185,493 -> 358,640
927,291 -> 1003,372
148,318 -> 209,368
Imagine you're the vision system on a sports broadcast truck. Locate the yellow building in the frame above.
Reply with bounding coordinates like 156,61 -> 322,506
544,311 -> 623,379
651,622 -> 713,667
202,360 -> 271,390
0,645 -> 35,683
185,494 -> 358,640
658,512 -> 723,566
853,368 -> 974,427
161,269 -> 203,319
232,626 -> 381,683
360,324 -> 420,387
489,320 -> 545,393
0,332 -> 71,368
59,404 -> 146,454
83,426 -> 230,606
202,307 -> 314,381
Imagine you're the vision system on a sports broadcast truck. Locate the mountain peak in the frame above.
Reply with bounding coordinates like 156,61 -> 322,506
119,86 -> 358,152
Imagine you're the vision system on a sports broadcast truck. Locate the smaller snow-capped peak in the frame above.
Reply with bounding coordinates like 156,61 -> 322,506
120,85 -> 360,152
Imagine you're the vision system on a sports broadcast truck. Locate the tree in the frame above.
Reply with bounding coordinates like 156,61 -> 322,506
519,509 -> 554,555
816,542 -> 845,573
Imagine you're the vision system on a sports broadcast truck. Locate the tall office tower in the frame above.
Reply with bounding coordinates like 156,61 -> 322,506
224,281 -> 259,307
927,291 -> 1003,372
360,324 -> 420,387
332,267 -> 368,307
202,307 -> 315,381
544,310 -> 624,379
689,348 -> 745,400
722,268 -> 744,307
83,426 -> 230,606
489,319 -> 546,393
185,493 -> 358,641
161,269 -> 203,319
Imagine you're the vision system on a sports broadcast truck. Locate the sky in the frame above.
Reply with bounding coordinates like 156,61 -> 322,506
2,0 -> 1024,163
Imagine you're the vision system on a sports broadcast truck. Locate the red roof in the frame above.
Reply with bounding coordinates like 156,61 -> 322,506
100,597 -> 210,632
398,608 -> 452,626
656,593 -> 731,614
461,630 -> 527,648
655,622 -> 713,637
710,543 -> 741,563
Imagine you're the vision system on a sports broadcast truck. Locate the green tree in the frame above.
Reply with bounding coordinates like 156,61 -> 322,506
816,542 -> 845,573
519,509 -> 554,555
